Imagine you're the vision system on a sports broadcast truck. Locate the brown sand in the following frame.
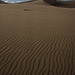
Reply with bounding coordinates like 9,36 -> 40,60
0,0 -> 75,75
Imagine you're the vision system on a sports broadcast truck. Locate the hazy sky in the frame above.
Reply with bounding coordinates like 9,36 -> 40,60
2,0 -> 73,3
2,0 -> 30,3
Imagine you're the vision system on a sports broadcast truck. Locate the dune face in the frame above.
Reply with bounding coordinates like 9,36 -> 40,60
0,0 -> 75,75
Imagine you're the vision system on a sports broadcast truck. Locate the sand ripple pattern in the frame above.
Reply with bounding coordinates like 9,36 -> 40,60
0,1 -> 75,75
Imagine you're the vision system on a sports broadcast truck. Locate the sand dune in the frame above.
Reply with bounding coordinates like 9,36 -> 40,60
0,0 -> 75,75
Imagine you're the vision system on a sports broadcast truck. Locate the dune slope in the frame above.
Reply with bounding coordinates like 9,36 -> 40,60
0,0 -> 75,75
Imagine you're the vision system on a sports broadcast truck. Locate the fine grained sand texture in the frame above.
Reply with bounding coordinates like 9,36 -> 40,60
0,0 -> 75,75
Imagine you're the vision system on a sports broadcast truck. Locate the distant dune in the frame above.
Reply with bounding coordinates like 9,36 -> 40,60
0,1 -> 6,3
0,0 -> 75,75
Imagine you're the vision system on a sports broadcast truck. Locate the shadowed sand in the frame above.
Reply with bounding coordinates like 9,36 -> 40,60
0,0 -> 75,75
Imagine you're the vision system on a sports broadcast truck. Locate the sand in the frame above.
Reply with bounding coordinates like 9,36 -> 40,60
0,0 -> 75,75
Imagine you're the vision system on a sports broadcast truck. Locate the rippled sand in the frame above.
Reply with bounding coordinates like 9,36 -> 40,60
0,0 -> 75,75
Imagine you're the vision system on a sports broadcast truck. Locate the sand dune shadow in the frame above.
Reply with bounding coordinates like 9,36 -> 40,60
44,0 -> 75,8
